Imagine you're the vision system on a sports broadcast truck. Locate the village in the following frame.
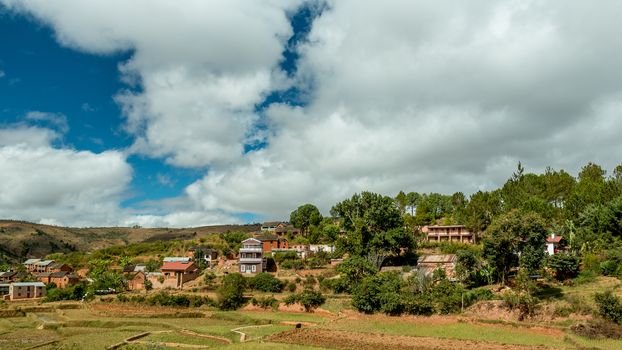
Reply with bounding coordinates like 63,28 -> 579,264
0,222 -> 566,301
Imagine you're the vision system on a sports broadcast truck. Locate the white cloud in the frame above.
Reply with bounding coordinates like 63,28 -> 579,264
0,126 -> 132,226
4,1 -> 622,224
24,111 -> 69,133
184,1 -> 622,217
0,70 -> 5,78
1,0 -> 301,168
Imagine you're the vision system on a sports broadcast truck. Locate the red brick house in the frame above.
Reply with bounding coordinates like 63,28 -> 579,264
256,234 -> 289,253
127,271 -> 147,290
160,261 -> 199,288
50,272 -> 79,288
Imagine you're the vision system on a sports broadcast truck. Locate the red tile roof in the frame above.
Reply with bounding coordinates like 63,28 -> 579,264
546,236 -> 563,243
161,261 -> 197,272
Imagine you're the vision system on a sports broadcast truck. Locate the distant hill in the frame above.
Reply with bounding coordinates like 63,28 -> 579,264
0,220 -> 260,263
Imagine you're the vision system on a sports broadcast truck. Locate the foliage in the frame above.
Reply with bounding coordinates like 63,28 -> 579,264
595,291 -> 622,324
284,288 -> 326,312
290,204 -> 323,237
335,256 -> 378,293
91,271 -> 127,292
248,273 -> 284,293
117,292 -> 214,307
547,253 -> 580,281
217,273 -> 247,310
482,210 -> 548,283
251,296 -> 279,310
44,282 -> 88,302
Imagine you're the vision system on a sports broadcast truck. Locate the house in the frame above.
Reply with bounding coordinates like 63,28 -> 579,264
50,272 -> 79,288
274,225 -> 300,236
163,257 -> 192,263
33,260 -> 55,273
8,282 -> 46,300
288,244 -> 335,259
0,272 -> 16,283
123,264 -> 147,274
187,246 -> 218,267
256,234 -> 289,253
23,258 -> 42,272
239,238 -> 266,274
160,261 -> 199,288
0,283 -> 9,296
1,271 -> 28,283
422,225 -> 474,243
416,254 -> 457,280
48,262 -> 72,273
34,272 -> 52,284
546,234 -> 565,255
261,221 -> 284,232
127,271 -> 146,290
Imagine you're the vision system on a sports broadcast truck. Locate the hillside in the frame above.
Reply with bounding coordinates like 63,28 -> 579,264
0,220 -> 260,263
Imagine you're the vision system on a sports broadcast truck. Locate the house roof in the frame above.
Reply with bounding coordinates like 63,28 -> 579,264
417,254 -> 457,264
547,236 -> 564,243
11,282 -> 46,287
34,272 -> 52,277
256,234 -> 282,241
23,258 -> 41,265
262,221 -> 283,227
50,271 -> 70,278
1,272 -> 17,278
49,262 -> 68,269
123,265 -> 136,273
35,260 -> 55,266
427,225 -> 467,229
163,257 -> 192,263
161,261 -> 197,272
242,238 -> 261,243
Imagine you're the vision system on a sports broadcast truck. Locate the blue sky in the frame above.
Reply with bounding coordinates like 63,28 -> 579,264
0,2 -> 321,225
1,1 -> 622,227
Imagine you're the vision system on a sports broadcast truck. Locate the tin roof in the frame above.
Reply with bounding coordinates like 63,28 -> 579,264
11,282 -> 46,287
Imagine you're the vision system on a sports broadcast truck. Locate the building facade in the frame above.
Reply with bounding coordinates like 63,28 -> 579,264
423,225 -> 474,243
239,238 -> 266,274
8,282 -> 46,300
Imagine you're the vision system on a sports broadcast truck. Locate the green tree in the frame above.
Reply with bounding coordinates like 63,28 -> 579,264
546,254 -> 580,281
335,256 -> 378,293
290,204 -> 323,237
482,210 -> 548,284
218,273 -> 247,310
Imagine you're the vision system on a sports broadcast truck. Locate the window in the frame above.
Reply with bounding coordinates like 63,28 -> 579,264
251,265 -> 256,272
240,265 -> 246,272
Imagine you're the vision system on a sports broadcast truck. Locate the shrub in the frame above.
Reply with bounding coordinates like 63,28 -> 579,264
284,289 -> 326,312
574,270 -> 597,285
286,281 -> 297,292
251,296 -> 279,310
571,320 -> 622,339
281,259 -> 305,270
595,291 -> 622,324
248,273 -> 284,293
218,273 -> 247,310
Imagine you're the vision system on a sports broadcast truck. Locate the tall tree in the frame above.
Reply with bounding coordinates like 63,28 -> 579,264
290,204 -> 323,237
482,210 -> 548,284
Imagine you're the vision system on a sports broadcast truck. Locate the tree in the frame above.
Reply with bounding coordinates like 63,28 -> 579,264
248,273 -> 284,293
547,254 -> 580,281
335,256 -> 378,293
482,210 -> 548,284
290,204 -> 323,237
218,273 -> 247,310
331,192 -> 409,266
284,288 -> 326,312
464,190 -> 502,236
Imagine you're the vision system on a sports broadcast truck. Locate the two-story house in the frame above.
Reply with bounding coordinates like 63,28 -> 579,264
422,225 -> 474,243
239,238 -> 266,274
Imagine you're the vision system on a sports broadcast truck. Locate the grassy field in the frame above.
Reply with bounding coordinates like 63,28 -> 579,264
4,281 -> 622,350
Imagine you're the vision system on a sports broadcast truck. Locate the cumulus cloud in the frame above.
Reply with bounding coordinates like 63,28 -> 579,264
1,0 -> 301,168
0,70 -> 5,78
185,0 -> 622,217
25,111 -> 69,133
0,126 -> 132,226
4,1 -> 622,223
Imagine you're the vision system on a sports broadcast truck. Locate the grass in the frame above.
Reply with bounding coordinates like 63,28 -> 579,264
240,325 -> 294,340
321,318 -> 574,348
143,331 -> 226,346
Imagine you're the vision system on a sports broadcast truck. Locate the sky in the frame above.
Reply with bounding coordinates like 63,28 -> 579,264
1,1 -> 622,228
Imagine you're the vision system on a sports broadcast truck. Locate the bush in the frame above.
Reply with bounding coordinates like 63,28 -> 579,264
251,296 -> 279,310
119,291 -> 214,308
574,270 -> 597,285
284,289 -> 326,312
248,273 -> 284,293
218,273 -> 247,310
286,281 -> 297,292
281,259 -> 305,270
595,291 -> 622,324
571,320 -> 622,339
502,290 -> 539,321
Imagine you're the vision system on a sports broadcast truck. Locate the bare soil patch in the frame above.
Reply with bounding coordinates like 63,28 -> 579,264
268,328 -> 562,350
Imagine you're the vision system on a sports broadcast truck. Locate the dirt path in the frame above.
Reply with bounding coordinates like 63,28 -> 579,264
179,329 -> 232,344
231,324 -> 274,342
267,328 -> 563,350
